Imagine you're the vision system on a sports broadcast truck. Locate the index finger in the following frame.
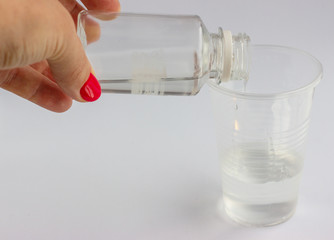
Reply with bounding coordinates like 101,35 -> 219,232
81,0 -> 121,12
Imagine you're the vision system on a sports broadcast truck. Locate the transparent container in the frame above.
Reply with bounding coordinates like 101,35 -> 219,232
209,45 -> 322,226
77,11 -> 250,95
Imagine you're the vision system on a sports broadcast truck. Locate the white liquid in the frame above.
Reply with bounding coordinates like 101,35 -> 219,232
220,148 -> 303,226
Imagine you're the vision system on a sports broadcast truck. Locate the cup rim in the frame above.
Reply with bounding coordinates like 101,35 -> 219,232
207,45 -> 323,99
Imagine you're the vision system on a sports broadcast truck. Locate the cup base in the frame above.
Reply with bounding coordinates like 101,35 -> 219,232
218,197 -> 297,227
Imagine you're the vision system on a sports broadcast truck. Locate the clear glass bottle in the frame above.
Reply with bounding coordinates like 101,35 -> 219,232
77,11 -> 250,95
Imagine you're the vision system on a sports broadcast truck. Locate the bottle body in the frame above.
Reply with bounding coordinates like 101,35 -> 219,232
77,11 -> 249,95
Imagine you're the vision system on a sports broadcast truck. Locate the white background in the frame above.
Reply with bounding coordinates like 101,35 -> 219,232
0,0 -> 333,239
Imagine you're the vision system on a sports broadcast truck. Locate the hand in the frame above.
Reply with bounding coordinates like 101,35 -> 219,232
0,0 -> 120,112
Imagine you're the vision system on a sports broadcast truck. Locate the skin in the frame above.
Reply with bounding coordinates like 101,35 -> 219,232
0,0 -> 120,112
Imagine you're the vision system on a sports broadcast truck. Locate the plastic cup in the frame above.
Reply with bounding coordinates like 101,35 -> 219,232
208,45 -> 322,226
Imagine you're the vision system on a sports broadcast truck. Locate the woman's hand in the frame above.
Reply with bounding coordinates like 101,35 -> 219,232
0,0 -> 120,112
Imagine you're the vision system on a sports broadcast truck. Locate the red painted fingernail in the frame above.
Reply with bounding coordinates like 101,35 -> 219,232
80,73 -> 101,102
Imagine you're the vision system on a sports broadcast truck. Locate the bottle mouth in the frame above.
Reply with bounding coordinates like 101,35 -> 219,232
231,33 -> 251,81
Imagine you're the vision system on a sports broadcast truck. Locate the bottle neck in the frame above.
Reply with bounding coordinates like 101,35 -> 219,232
210,28 -> 250,84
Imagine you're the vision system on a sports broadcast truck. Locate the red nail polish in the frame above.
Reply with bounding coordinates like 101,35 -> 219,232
80,73 -> 101,102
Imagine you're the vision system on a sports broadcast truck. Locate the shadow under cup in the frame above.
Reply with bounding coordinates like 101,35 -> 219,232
208,45 -> 322,226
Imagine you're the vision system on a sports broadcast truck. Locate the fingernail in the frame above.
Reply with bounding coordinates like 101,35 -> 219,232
80,73 -> 101,102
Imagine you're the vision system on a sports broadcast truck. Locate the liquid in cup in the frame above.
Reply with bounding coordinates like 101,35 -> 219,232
221,145 -> 303,226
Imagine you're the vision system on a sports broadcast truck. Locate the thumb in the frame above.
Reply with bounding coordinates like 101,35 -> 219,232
47,7 -> 101,102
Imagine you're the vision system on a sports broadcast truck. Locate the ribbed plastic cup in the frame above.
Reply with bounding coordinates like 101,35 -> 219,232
208,45 -> 322,227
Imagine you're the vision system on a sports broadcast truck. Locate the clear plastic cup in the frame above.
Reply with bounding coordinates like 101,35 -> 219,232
208,45 -> 322,226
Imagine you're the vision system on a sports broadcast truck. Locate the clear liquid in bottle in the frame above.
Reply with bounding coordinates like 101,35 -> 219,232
77,11 -> 250,95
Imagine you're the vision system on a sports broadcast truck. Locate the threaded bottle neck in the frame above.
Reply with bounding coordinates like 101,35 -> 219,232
210,29 -> 250,84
